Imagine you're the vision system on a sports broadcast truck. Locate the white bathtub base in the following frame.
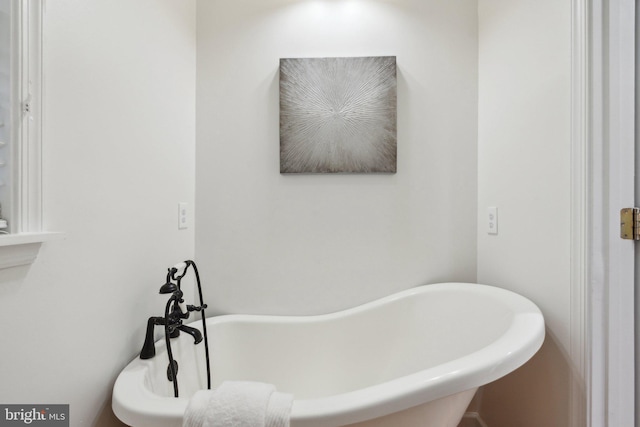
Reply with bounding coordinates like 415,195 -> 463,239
343,389 -> 477,427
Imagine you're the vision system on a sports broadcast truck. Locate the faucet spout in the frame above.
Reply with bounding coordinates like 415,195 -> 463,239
178,325 -> 203,344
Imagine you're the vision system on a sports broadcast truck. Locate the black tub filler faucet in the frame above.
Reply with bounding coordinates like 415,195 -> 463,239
139,260 -> 211,397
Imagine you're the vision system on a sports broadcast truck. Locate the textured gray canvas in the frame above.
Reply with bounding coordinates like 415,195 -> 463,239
280,56 -> 397,173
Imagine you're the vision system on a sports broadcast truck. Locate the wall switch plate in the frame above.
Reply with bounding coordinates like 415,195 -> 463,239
178,202 -> 188,230
487,207 -> 498,235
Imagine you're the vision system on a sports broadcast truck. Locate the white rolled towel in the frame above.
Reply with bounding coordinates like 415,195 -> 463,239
183,381 -> 293,427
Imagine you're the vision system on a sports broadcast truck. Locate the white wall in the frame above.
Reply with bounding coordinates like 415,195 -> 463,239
476,0 -> 572,425
0,1 -> 195,426
195,0 -> 479,315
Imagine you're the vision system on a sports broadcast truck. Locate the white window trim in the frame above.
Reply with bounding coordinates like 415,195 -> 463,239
1,0 -> 63,269
12,0 -> 42,233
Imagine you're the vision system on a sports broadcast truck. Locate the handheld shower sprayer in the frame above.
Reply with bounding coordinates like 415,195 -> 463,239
170,262 -> 188,281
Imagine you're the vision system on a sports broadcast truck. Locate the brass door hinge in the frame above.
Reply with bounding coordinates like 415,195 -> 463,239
620,208 -> 640,240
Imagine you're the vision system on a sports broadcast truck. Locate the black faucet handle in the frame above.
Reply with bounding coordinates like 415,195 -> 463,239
187,304 -> 208,312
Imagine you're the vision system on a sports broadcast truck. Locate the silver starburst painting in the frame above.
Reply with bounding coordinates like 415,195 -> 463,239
280,56 -> 397,174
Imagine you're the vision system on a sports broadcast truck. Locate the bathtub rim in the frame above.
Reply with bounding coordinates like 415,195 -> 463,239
112,282 -> 545,427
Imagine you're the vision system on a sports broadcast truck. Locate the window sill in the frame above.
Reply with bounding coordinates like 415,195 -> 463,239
0,232 -> 65,269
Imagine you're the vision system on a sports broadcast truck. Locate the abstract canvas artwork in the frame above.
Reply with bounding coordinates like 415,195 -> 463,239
279,56 -> 397,174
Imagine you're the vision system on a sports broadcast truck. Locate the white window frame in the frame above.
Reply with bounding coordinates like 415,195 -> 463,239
0,0 -> 62,268
11,0 -> 42,234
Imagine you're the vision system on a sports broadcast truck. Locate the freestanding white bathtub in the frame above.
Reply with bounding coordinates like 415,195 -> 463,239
113,283 -> 544,427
